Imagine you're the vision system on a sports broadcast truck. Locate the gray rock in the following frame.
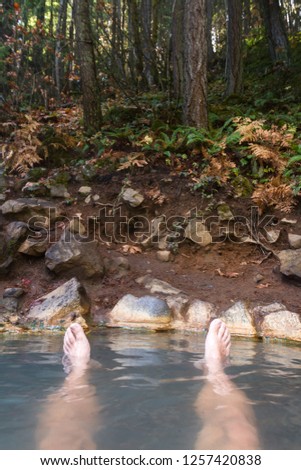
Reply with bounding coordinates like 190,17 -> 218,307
122,188 -> 144,207
141,216 -> 166,247
78,186 -> 92,196
0,198 -> 62,227
220,301 -> 257,337
68,218 -> 86,235
18,237 -> 48,256
136,275 -> 182,296
108,294 -> 171,329
0,297 -> 19,313
278,249 -> 301,280
45,232 -> 105,278
265,229 -> 280,244
288,233 -> 301,249
166,294 -> 190,322
5,221 -> 28,243
27,277 -> 90,327
3,288 -> 25,298
185,219 -> 212,246
254,303 -> 301,342
50,185 -> 70,198
185,299 -> 216,329
0,255 -> 13,274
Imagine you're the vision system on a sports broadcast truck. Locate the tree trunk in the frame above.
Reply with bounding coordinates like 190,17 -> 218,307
127,0 -> 146,88
55,0 -> 68,96
32,0 -> 46,74
74,0 -> 102,133
183,0 -> 208,129
171,0 -> 185,100
141,0 -> 154,87
225,0 -> 243,96
258,0 -> 290,65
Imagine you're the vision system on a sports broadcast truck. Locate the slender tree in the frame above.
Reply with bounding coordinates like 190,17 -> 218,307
55,0 -> 68,96
171,0 -> 185,100
258,0 -> 290,65
225,0 -> 243,96
74,0 -> 102,133
183,0 -> 208,128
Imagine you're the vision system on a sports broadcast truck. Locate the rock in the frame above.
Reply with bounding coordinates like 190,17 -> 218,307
84,194 -> 92,204
278,249 -> 301,280
184,219 -> 212,247
265,229 -> 280,244
5,221 -> 28,243
281,218 -> 297,225
108,294 -> 171,329
68,218 -> 86,235
18,237 -> 48,256
288,233 -> 301,249
254,303 -> 301,342
0,255 -> 13,275
0,198 -> 62,227
141,216 -> 166,247
156,250 -> 171,262
3,288 -> 25,298
0,297 -> 19,313
136,275 -> 182,296
166,294 -> 189,322
92,194 -> 100,202
122,188 -> 144,207
22,181 -> 49,197
217,203 -> 234,221
50,185 -> 70,199
104,255 -> 130,278
45,232 -> 105,278
220,301 -> 257,337
78,186 -> 92,196
27,277 -> 90,327
185,300 -> 216,329
254,273 -> 264,284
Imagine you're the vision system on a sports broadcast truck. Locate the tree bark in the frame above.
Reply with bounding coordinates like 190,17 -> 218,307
171,0 -> 185,100
258,0 -> 290,65
183,0 -> 208,129
74,0 -> 102,133
225,0 -> 243,96
55,0 -> 68,96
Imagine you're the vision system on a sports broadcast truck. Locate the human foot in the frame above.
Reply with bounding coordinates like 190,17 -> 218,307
204,319 -> 231,376
63,323 -> 91,373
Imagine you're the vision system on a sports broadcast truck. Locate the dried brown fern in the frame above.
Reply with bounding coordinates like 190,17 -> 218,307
252,178 -> 296,214
2,115 -> 42,174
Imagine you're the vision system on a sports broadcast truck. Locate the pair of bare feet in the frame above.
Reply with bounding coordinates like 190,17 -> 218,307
63,318 -> 231,378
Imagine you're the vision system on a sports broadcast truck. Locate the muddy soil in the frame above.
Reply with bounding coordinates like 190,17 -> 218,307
1,168 -> 301,321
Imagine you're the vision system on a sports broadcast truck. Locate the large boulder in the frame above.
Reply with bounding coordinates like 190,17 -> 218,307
26,277 -> 90,327
184,299 -> 216,330
220,301 -> 257,337
254,303 -> 301,342
107,294 -> 172,330
45,232 -> 105,278
278,249 -> 301,280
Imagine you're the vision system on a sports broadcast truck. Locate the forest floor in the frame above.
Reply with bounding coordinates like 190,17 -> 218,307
1,162 -> 301,322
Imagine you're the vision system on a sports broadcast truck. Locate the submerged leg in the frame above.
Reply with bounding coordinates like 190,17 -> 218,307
195,319 -> 259,450
37,324 -> 100,450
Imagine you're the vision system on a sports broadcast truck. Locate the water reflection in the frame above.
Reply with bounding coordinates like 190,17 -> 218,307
0,331 -> 301,449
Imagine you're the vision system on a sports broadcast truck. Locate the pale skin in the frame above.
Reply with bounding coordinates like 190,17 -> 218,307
37,323 -> 100,450
37,319 -> 259,450
195,319 -> 260,450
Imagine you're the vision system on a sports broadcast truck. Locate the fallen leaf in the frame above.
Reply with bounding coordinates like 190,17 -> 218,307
256,283 -> 271,289
120,244 -> 142,254
216,268 -> 240,278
